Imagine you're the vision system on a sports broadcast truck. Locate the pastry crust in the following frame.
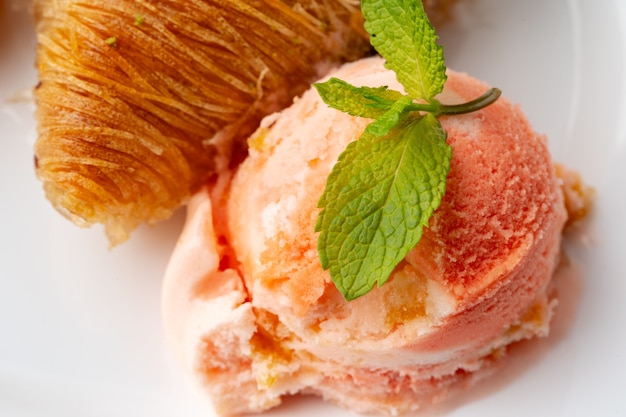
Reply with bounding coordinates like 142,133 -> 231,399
33,0 -> 370,243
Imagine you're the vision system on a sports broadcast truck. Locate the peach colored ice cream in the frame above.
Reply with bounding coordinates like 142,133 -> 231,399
162,56 -> 568,415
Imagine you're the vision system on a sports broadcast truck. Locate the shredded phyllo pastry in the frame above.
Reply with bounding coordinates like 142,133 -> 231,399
33,0 -> 370,244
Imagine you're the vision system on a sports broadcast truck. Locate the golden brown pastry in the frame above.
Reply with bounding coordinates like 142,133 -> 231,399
32,0 -> 456,244
33,0 -> 369,243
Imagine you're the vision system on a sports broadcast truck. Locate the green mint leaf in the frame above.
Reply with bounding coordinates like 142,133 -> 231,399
317,113 -> 451,300
314,77 -> 407,119
362,0 -> 446,100
364,95 -> 414,137
316,103 -> 413,210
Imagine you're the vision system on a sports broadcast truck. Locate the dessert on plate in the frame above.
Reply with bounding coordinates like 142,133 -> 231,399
29,0 -> 589,415
162,54 -> 578,415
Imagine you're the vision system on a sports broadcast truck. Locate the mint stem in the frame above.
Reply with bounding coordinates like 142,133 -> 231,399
435,88 -> 501,116
402,88 -> 501,117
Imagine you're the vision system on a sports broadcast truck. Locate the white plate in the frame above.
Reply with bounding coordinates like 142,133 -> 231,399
1,0 -> 625,416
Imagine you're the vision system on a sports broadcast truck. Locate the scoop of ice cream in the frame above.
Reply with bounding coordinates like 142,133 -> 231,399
163,56 -> 568,415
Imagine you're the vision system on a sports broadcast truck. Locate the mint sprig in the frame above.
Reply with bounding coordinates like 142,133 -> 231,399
315,0 -> 500,300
